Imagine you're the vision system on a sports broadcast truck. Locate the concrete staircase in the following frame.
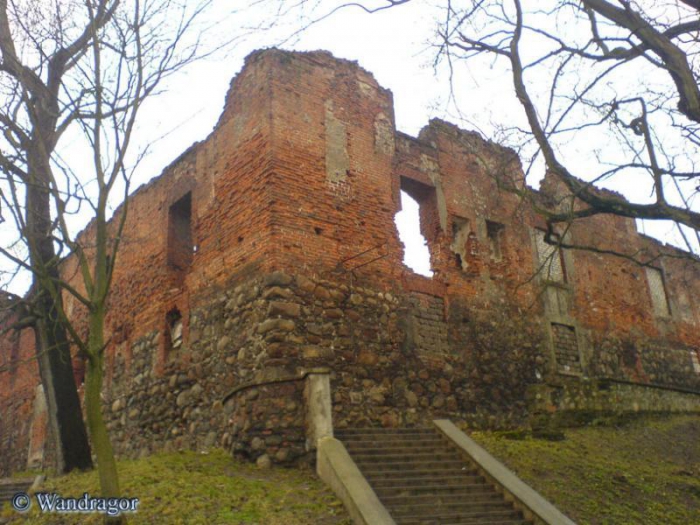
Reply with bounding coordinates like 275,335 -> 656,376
0,478 -> 33,505
335,427 -> 533,525
0,477 -> 35,524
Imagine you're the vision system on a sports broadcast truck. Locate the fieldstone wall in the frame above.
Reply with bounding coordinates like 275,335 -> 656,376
529,378 -> 700,428
586,334 -> 700,390
402,292 -> 449,358
100,271 -> 550,467
447,300 -> 548,428
226,378 -> 307,467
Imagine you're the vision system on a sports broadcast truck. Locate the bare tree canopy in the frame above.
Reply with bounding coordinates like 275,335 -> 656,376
432,0 -> 700,254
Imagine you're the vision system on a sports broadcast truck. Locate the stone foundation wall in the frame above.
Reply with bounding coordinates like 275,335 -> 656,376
226,379 -> 307,466
586,334 -> 700,390
529,378 -> 700,428
5,269 -> 700,475
99,270 -> 549,467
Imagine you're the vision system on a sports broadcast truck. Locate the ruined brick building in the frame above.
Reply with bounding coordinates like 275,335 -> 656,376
2,49 -> 700,475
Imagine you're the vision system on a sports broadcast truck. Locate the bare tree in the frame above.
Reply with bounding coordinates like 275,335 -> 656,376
0,0 -> 221,508
433,0 -> 700,260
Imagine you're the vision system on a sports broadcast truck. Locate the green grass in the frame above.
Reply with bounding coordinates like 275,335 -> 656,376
1,449 -> 350,524
469,414 -> 700,525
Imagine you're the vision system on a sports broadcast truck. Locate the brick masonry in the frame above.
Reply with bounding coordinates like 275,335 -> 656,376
1,49 -> 700,474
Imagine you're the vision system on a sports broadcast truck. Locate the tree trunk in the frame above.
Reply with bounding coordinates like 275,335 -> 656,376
84,305 -> 124,524
26,150 -> 92,474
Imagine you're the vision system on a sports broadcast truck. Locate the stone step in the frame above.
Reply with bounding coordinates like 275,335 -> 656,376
368,480 -> 502,497
347,447 -> 451,457
336,427 -> 435,436
398,518 -> 532,525
358,459 -> 471,473
390,507 -> 523,521
376,485 -> 499,499
389,503 -> 517,520
339,426 -> 530,524
371,475 -> 487,489
339,434 -> 442,443
343,439 -> 447,451
337,433 -> 438,442
381,491 -> 505,507
358,465 -> 479,480
368,472 -> 488,485
353,451 -> 463,463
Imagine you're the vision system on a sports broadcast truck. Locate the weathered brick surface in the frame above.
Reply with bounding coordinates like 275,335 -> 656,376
1,49 -> 700,474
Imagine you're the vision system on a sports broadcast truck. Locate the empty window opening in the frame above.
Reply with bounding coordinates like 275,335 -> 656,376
691,350 -> 700,374
486,220 -> 505,262
395,189 -> 433,278
450,217 -> 470,270
167,192 -> 193,270
645,266 -> 671,317
166,309 -> 183,353
534,229 -> 566,282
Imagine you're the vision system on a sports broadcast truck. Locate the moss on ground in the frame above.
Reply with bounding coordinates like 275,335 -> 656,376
1,449 -> 350,524
469,414 -> 700,525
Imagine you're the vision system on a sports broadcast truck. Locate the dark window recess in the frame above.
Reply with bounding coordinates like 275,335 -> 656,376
166,309 -> 183,353
167,192 -> 193,270
486,220 -> 505,262
551,323 -> 581,374
451,217 -> 470,270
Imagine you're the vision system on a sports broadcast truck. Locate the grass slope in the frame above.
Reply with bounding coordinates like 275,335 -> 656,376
470,414 -> 700,525
1,449 -> 350,524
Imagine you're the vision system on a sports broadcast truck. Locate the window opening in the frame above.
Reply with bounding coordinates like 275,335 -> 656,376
394,189 -> 433,278
166,309 -> 183,353
167,192 -> 193,270
645,266 -> 671,317
486,220 -> 505,262
451,217 -> 470,270
691,350 -> 700,374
